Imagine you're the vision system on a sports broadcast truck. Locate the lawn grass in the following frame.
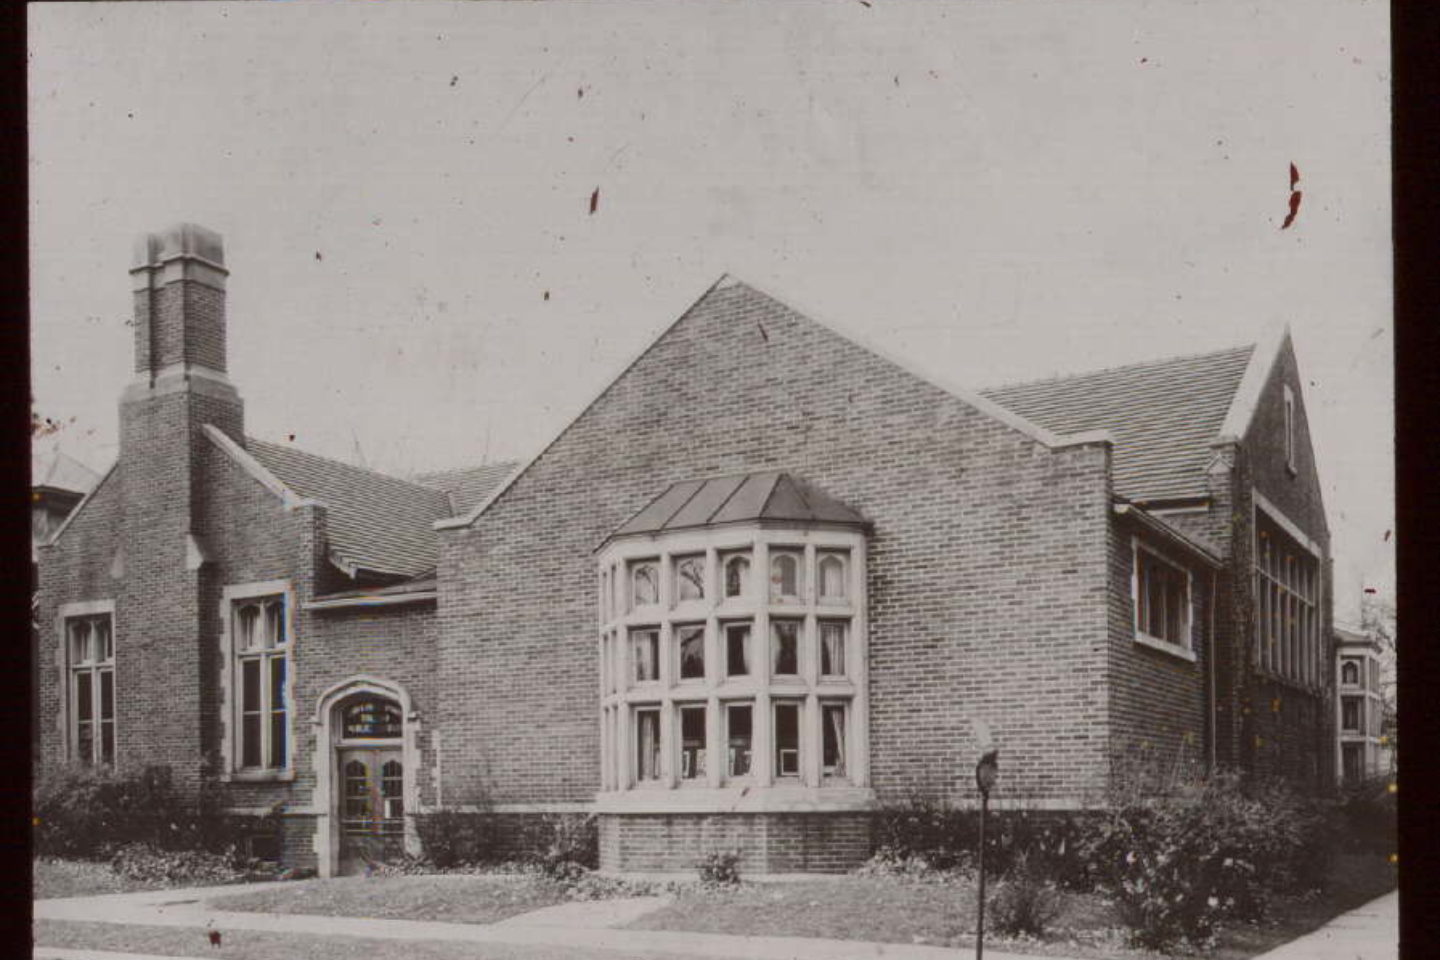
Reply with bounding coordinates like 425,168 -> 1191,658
33,857 -> 169,899
33,920 -> 711,960
628,852 -> 1397,960
208,873 -> 576,925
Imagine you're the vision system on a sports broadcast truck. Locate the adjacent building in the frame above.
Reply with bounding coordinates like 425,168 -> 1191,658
35,224 -> 1336,875
1334,625 -> 1393,785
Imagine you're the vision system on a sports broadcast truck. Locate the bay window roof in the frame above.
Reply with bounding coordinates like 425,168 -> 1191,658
608,471 -> 868,543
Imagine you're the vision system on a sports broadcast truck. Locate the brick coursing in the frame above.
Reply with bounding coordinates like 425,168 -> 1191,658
599,813 -> 871,874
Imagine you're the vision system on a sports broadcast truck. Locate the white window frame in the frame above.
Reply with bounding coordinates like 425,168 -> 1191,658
1130,537 -> 1196,661
1283,383 -> 1296,474
220,580 -> 296,781
57,600 -> 116,767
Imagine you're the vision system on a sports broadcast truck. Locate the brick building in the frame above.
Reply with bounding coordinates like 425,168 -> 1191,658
36,225 -> 1334,875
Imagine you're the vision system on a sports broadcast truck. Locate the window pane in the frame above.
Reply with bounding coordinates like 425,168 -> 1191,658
726,705 -> 752,777
101,721 -> 115,765
100,669 -> 114,721
265,600 -> 286,648
771,620 -> 799,676
770,554 -> 799,601
678,626 -> 705,680
69,621 -> 90,665
680,706 -> 706,780
676,556 -> 705,601
76,722 -> 93,765
822,704 -> 847,777
631,629 -> 659,682
242,715 -> 262,767
270,656 -> 287,705
774,703 -> 799,777
75,672 -> 93,722
236,604 -> 259,651
635,709 -> 660,781
724,555 -> 750,598
820,622 -> 847,676
270,711 -> 287,769
96,619 -> 113,661
818,554 -> 846,601
725,623 -> 751,677
632,563 -> 659,608
242,659 -> 261,711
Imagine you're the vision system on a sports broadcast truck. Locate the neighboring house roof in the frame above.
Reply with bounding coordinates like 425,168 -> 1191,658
247,439 -> 456,580
981,344 -> 1255,503
609,471 -> 868,543
32,450 -> 102,497
413,462 -> 518,516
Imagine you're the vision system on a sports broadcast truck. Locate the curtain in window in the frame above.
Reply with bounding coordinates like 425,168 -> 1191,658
821,623 -> 846,676
772,621 -> 798,675
677,557 -> 705,601
679,627 -> 705,679
636,712 -> 660,780
725,556 -> 749,597
632,564 -> 658,607
819,555 -> 845,600
823,705 -> 847,777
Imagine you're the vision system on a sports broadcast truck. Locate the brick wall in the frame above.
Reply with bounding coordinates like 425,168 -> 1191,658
437,281 -> 1117,813
134,280 -> 227,374
599,813 -> 871,873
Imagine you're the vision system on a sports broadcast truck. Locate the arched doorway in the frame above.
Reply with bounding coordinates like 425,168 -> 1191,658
314,677 -> 419,877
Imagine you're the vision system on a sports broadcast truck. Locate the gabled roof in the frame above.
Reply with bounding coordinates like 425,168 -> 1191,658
981,344 -> 1256,503
32,450 -> 102,496
413,462 -> 518,516
608,471 -> 867,544
247,439 -> 454,579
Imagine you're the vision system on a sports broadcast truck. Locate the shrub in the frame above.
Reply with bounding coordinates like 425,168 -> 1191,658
537,814 -> 599,878
34,764 -> 210,860
1337,775 -> 1396,857
1082,772 -> 1334,950
696,848 -> 741,885
413,810 -> 497,868
988,853 -> 1061,938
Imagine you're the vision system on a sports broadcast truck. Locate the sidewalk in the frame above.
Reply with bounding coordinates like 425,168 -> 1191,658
34,880 -> 1075,960
1248,889 -> 1397,960
35,881 -> 1401,960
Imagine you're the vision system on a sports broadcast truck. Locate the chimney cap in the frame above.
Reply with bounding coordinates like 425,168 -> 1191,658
132,223 -> 225,269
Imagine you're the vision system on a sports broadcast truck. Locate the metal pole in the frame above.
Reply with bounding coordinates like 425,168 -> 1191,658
975,790 -> 987,960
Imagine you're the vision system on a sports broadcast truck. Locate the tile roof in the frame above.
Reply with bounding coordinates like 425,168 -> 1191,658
247,439 -> 455,579
413,462 -> 518,516
610,471 -> 868,541
980,344 -> 1255,502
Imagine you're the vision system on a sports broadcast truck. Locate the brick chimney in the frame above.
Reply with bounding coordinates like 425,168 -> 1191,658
116,224 -> 244,786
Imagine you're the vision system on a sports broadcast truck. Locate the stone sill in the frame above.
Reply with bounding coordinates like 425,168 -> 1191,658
1133,632 -> 1197,663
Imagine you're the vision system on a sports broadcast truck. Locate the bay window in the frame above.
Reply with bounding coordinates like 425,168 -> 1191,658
596,518 -> 870,807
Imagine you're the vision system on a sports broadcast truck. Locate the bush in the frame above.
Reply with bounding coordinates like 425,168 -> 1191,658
34,764 -> 213,860
696,848 -> 741,886
871,794 -> 1095,888
988,853 -> 1061,938
1337,775 -> 1396,857
537,814 -> 598,878
413,810 -> 498,869
1082,772 -> 1333,950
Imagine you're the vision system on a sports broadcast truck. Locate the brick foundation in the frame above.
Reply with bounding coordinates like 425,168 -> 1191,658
599,812 -> 871,874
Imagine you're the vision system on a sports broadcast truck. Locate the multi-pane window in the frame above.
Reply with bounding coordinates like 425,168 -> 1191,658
1254,512 -> 1320,686
598,536 -> 865,794
67,614 -> 114,766
1340,659 -> 1360,686
1341,696 -> 1362,734
233,595 -> 289,771
1134,543 -> 1191,649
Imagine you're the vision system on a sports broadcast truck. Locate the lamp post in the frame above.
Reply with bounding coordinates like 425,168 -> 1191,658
974,749 -> 999,960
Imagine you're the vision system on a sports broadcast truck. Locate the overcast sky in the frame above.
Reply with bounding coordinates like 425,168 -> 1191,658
28,0 -> 1391,620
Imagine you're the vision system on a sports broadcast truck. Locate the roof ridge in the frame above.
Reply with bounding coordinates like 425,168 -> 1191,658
980,342 -> 1255,395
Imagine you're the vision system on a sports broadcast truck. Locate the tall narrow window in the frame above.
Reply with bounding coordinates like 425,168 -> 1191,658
771,620 -> 799,676
725,622 -> 752,677
679,705 -> 706,780
675,556 -> 705,602
233,595 -> 289,772
770,552 -> 800,603
635,708 -> 661,782
822,703 -> 848,778
1341,696 -> 1362,733
820,621 -> 848,677
774,701 -> 800,777
818,553 -> 847,603
67,614 -> 114,766
1341,660 -> 1359,686
726,703 -> 752,778
677,625 -> 705,680
631,628 -> 660,683
724,554 -> 750,599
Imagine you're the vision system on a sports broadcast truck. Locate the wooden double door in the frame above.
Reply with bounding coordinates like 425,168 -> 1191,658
338,747 -> 405,874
